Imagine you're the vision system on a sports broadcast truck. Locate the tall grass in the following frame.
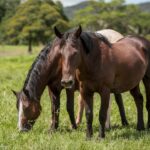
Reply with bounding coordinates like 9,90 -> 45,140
0,46 -> 150,150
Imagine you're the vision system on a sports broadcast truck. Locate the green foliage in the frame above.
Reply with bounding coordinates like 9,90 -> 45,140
1,0 -> 69,47
0,0 -> 150,46
0,0 -> 20,22
71,0 -> 150,37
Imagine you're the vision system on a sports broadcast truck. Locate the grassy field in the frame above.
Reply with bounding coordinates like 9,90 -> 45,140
0,45 -> 150,150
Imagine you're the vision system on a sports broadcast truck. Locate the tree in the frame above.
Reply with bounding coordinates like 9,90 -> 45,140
3,0 -> 69,53
0,0 -> 20,22
71,0 -> 150,38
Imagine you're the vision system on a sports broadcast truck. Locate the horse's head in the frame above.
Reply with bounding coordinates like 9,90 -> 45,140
54,25 -> 82,89
12,89 -> 41,132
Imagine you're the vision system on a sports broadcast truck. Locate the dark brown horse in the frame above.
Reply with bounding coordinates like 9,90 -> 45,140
12,40 -> 128,132
12,42 -> 78,131
76,29 -> 127,127
55,25 -> 150,139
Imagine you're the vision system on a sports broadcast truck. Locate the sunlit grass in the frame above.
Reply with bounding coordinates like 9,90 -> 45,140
0,46 -> 150,150
0,45 -> 43,57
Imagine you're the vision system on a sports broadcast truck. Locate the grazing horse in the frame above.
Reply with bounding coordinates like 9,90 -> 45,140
55,25 -> 149,139
12,42 -> 78,131
76,29 -> 128,128
12,33 -> 127,132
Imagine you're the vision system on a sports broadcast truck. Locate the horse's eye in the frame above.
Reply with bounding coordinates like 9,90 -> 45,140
73,51 -> 78,56
71,43 -> 77,48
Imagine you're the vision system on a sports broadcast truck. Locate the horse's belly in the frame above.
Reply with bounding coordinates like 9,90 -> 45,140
112,62 -> 147,93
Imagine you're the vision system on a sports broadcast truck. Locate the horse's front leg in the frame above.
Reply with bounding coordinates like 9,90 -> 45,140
48,87 -> 60,131
99,88 -> 110,138
76,93 -> 84,125
81,87 -> 94,139
66,89 -> 77,129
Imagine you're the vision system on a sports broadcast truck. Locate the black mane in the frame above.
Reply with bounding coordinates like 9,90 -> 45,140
62,29 -> 111,54
80,32 -> 111,54
23,43 -> 52,99
95,32 -> 112,47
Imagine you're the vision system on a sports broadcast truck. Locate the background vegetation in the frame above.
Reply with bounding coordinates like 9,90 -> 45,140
0,0 -> 150,52
1,0 -> 150,149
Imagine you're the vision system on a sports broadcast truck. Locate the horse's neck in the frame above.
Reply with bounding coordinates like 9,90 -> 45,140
25,62 -> 50,100
79,42 -> 111,78
24,53 -> 61,101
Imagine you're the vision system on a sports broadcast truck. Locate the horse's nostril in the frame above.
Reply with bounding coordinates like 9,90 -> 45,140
61,79 -> 74,88
61,80 -> 65,85
68,80 -> 73,85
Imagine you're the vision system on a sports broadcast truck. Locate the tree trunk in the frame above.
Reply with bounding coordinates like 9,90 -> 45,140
28,35 -> 32,54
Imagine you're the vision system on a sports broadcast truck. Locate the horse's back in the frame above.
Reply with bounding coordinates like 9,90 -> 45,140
111,36 -> 149,92
96,29 -> 124,43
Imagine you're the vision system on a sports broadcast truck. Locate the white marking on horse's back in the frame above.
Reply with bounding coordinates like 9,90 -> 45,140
96,29 -> 124,43
18,100 -> 23,131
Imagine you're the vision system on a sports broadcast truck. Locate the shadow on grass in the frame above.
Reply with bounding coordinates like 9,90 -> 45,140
106,123 -> 150,140
20,122 -> 150,141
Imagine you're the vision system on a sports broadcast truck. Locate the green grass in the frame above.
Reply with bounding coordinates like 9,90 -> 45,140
0,45 -> 150,150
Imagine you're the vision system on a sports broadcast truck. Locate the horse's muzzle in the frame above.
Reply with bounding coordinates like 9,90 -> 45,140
61,79 -> 74,89
19,120 -> 35,132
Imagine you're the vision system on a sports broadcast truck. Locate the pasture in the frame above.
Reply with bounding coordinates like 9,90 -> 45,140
0,45 -> 150,150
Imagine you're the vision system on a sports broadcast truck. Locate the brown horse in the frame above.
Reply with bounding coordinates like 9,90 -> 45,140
12,37 -> 128,132
12,42 -> 78,131
76,29 -> 128,128
54,25 -> 150,139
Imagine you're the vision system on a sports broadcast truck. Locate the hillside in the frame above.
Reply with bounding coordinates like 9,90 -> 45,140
139,2 -> 150,12
64,1 -> 91,19
64,1 -> 150,19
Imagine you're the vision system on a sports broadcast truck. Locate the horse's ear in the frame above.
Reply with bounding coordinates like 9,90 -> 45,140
23,89 -> 30,98
75,25 -> 82,38
54,26 -> 63,38
11,89 -> 18,97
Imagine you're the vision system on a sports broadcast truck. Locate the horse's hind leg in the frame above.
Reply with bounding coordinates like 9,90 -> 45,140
114,93 -> 129,126
143,76 -> 150,129
66,89 -> 77,129
105,98 -> 112,129
130,85 -> 145,130
76,94 -> 84,125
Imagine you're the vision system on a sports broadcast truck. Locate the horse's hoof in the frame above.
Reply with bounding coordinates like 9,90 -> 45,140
76,120 -> 81,126
19,128 -> 30,132
86,132 -> 93,140
147,123 -> 150,129
96,135 -> 105,141
122,121 -> 129,126
137,125 -> 145,131
85,136 -> 92,141
48,127 -> 57,134
72,124 -> 77,130
98,133 -> 105,139
105,124 -> 111,130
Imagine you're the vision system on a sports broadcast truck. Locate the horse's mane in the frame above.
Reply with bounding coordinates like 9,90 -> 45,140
80,32 -> 111,54
95,32 -> 112,47
23,43 -> 52,99
61,28 -> 111,54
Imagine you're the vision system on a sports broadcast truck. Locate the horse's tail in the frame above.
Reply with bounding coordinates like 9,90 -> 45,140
143,38 -> 150,78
